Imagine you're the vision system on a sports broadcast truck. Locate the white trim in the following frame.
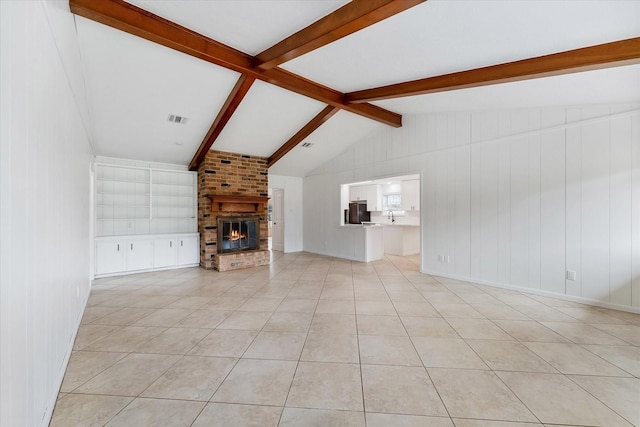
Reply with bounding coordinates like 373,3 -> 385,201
42,287 -> 90,427
94,263 -> 200,279
423,270 -> 640,315
94,162 -> 189,174
95,156 -> 189,172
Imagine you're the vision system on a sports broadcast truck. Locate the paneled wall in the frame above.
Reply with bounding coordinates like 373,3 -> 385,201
304,105 -> 640,311
1,2 -> 93,426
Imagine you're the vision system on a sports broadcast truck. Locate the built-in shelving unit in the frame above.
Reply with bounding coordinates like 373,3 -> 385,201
152,169 -> 197,234
94,160 -> 200,277
95,163 -> 197,236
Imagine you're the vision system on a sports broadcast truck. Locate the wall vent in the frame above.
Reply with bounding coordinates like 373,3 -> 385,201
300,142 -> 314,148
167,114 -> 188,124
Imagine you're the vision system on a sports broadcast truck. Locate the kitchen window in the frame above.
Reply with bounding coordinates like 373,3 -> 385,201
383,193 -> 401,211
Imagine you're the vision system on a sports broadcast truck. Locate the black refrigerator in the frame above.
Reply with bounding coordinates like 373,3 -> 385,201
348,202 -> 370,224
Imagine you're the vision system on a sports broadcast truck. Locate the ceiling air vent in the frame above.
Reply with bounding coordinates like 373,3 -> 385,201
167,114 -> 188,124
300,142 -> 314,148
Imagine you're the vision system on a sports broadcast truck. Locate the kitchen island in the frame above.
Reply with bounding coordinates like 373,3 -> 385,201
337,224 -> 384,262
383,224 -> 420,256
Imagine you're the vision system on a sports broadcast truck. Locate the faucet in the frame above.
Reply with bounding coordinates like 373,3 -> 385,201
387,211 -> 395,223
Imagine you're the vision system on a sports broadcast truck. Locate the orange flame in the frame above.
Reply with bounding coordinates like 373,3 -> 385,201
228,229 -> 246,241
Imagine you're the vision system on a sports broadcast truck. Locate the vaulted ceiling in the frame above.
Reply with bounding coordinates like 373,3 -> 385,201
71,0 -> 640,176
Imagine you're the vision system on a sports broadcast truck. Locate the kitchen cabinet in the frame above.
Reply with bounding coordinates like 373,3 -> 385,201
401,179 -> 420,211
383,225 -> 420,256
95,233 -> 199,277
350,184 -> 381,211
349,185 -> 367,202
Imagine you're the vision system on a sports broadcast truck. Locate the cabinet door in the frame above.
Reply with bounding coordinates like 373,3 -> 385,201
95,240 -> 125,275
402,180 -> 420,211
351,185 -> 380,210
365,185 -> 381,211
154,238 -> 177,268
126,239 -> 154,271
177,235 -> 199,265
350,186 -> 364,202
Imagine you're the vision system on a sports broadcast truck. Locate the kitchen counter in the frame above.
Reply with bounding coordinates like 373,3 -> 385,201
383,224 -> 420,256
337,224 -> 384,262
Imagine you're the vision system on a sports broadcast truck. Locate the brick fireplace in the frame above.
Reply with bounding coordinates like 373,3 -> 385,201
198,150 -> 270,271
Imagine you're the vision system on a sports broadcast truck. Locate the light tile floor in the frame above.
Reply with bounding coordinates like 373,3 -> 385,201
51,252 -> 640,427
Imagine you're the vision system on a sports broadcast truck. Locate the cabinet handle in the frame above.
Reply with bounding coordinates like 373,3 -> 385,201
131,243 -> 133,250
181,240 -> 183,247
170,241 -> 172,248
117,244 -> 119,251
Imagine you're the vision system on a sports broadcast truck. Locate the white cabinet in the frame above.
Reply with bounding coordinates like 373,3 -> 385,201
350,185 -> 381,211
349,186 -> 366,202
153,237 -> 177,268
95,240 -> 125,275
401,179 -> 420,211
95,238 -> 153,274
127,239 -> 154,271
95,233 -> 199,277
177,235 -> 199,266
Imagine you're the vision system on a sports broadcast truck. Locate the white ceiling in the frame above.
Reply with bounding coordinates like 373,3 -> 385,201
269,110 -> 384,177
213,80 -> 326,157
76,15 -> 241,165
74,0 -> 640,176
374,64 -> 640,115
126,0 -> 349,56
283,0 -> 640,92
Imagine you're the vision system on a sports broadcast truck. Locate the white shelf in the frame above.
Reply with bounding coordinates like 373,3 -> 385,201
94,164 -> 197,237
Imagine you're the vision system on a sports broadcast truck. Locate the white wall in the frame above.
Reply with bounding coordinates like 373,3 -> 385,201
269,174 -> 304,252
1,2 -> 94,426
304,106 -> 640,312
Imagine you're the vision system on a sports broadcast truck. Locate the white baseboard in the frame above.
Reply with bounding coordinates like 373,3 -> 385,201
94,263 -> 199,279
422,270 -> 640,315
42,281 -> 91,426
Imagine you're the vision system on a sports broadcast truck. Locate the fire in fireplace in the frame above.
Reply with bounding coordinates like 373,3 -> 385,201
217,216 -> 260,253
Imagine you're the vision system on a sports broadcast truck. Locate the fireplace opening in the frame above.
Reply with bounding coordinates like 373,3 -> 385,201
217,216 -> 260,253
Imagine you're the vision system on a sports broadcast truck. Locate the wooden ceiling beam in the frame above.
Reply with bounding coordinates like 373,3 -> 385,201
345,37 -> 640,103
69,0 -> 402,128
188,75 -> 255,171
69,0 -> 252,73
268,105 -> 339,167
254,0 -> 426,70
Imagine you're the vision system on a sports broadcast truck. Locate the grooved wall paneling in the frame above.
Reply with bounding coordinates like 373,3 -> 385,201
304,105 -> 640,311
1,2 -> 94,425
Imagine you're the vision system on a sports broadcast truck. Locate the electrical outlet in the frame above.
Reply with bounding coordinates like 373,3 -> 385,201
566,270 -> 576,281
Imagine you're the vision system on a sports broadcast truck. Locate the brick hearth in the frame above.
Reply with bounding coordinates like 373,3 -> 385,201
198,150 -> 269,271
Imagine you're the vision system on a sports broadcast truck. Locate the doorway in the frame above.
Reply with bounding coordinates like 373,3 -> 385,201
271,188 -> 284,252
342,174 -> 422,270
